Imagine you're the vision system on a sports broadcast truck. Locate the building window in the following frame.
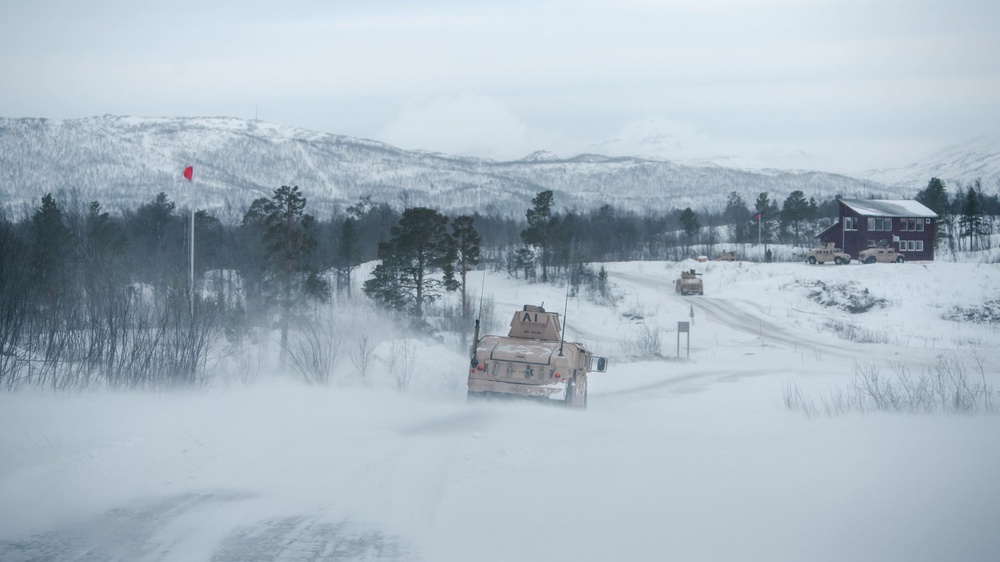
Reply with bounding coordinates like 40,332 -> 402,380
844,216 -> 857,231
917,240 -> 924,251
902,217 -> 923,232
870,217 -> 892,231
867,240 -> 876,247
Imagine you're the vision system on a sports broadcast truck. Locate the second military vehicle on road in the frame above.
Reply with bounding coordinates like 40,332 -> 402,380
675,269 -> 704,295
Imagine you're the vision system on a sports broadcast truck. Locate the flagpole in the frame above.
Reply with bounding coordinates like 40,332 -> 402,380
183,166 -> 195,317
190,193 -> 194,317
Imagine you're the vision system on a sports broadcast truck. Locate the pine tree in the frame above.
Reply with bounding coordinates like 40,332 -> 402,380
916,178 -> 949,215
679,207 -> 700,255
363,207 -> 458,319
520,190 -> 556,282
917,177 -> 950,249
754,192 -> 779,244
780,190 -> 809,246
30,193 -> 74,306
960,182 -> 983,251
242,185 -> 328,362
336,217 -> 360,296
128,192 -> 183,289
450,215 -> 481,329
724,192 -> 752,243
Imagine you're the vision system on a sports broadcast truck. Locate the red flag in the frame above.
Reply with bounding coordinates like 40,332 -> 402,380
754,213 -> 761,219
183,166 -> 193,181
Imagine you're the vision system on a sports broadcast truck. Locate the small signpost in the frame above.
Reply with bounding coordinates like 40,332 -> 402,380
677,321 -> 690,358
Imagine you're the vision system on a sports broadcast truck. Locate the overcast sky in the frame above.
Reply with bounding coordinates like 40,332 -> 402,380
2,0 -> 998,174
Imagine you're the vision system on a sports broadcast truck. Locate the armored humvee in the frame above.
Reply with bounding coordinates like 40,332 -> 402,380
467,305 -> 608,408
675,269 -> 704,295
859,241 -> 904,264
805,243 -> 851,265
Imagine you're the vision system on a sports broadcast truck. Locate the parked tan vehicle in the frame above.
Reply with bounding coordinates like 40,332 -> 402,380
806,243 -> 851,265
859,243 -> 904,264
467,305 -> 608,408
675,269 -> 704,295
716,251 -> 738,261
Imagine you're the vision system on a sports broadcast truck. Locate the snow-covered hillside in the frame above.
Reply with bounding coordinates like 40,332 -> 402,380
0,115 -> 887,216
2,258 -> 998,561
861,135 -> 1000,190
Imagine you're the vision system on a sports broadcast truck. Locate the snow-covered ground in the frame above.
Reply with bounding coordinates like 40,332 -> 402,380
2,259 -> 999,561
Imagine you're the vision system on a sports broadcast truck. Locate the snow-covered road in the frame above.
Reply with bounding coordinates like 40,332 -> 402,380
2,259 -> 999,562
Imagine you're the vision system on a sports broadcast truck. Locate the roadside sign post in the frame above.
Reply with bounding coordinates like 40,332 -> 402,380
678,321 -> 690,359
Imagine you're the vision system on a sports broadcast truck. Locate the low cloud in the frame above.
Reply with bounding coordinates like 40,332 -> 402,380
377,95 -> 532,160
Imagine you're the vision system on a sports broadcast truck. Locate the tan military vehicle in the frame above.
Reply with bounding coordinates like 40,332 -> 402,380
716,251 -> 738,262
467,305 -> 608,408
675,269 -> 704,295
805,243 -> 851,265
859,241 -> 904,264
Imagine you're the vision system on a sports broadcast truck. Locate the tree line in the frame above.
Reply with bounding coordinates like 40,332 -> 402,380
2,177 -> 996,390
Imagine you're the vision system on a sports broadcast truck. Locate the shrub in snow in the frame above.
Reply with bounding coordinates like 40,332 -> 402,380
619,322 -> 663,358
784,359 -> 998,416
801,280 -> 887,314
943,300 -> 1000,324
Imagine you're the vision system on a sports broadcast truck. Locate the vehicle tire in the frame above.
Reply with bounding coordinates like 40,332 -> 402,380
834,257 -> 843,265
896,256 -> 905,263
566,375 -> 588,409
865,257 -> 876,264
808,256 -> 817,264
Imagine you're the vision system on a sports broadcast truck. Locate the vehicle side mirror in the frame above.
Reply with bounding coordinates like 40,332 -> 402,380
595,356 -> 608,372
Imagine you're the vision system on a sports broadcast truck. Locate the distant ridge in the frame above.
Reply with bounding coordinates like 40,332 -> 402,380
0,115 -> 921,216
860,135 -> 1000,189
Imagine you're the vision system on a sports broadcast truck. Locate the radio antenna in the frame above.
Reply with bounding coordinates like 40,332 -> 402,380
558,241 -> 574,357
477,266 -> 487,321
472,267 -> 487,358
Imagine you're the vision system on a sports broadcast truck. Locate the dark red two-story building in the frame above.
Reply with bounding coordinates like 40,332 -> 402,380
816,199 -> 938,261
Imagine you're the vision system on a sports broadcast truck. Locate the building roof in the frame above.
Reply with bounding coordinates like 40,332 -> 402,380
839,199 -> 938,218
815,221 -> 840,239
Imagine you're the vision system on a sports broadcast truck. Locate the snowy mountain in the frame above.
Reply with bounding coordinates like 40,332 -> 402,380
1,115 -> 909,216
586,116 -> 827,171
860,135 -> 1000,190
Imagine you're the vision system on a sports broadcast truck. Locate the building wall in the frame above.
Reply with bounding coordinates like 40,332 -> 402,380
820,201 -> 935,261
